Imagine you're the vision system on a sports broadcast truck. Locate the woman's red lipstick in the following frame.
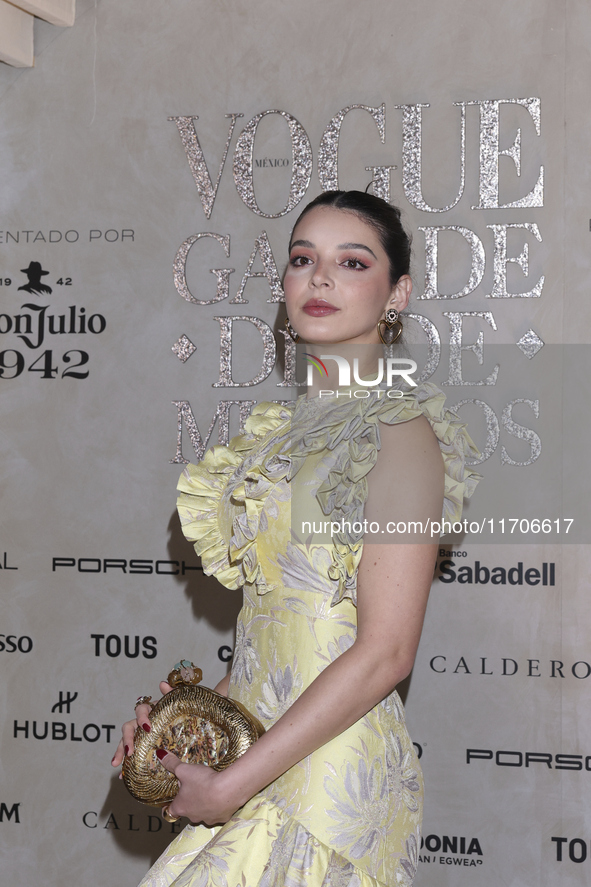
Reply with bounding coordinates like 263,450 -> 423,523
302,299 -> 339,317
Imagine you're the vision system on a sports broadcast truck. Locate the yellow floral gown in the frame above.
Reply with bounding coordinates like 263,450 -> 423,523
139,383 -> 479,887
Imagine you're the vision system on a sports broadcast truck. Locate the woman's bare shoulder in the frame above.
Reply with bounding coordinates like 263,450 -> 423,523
364,414 -> 444,538
377,413 -> 443,471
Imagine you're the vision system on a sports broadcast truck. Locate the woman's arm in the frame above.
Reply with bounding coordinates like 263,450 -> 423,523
160,415 -> 444,824
214,671 -> 231,697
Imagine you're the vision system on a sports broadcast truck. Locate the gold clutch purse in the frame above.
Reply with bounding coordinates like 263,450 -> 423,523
122,661 -> 265,808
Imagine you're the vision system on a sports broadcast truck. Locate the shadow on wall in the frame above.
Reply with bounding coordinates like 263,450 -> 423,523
101,774 -> 186,867
97,515 -> 240,870
166,510 -> 242,637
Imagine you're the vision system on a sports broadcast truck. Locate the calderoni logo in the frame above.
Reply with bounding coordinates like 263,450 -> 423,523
429,655 -> 591,680
419,834 -> 483,867
82,810 -> 183,834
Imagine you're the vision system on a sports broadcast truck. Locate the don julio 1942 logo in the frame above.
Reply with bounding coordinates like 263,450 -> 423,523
0,262 -> 106,380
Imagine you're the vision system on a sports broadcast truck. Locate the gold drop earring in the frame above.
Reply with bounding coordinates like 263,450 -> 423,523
377,308 -> 403,345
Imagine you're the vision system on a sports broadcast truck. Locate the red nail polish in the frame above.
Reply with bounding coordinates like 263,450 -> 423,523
125,745 -> 129,756
155,748 -> 167,760
111,754 -> 117,764
142,723 -> 151,733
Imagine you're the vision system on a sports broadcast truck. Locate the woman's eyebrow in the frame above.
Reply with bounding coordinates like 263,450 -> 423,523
290,239 -> 314,249
290,239 -> 378,261
337,242 -> 378,260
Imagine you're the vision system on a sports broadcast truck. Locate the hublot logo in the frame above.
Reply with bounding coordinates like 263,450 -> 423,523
13,691 -> 116,743
14,721 -> 116,743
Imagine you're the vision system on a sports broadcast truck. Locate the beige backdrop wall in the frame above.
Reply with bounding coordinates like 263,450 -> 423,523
1,1 -> 590,885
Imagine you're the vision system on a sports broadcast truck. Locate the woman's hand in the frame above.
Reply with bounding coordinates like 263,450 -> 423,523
156,751 -> 240,825
111,681 -> 173,769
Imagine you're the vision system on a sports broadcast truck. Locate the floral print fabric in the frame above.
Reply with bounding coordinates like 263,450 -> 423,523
139,384 -> 479,887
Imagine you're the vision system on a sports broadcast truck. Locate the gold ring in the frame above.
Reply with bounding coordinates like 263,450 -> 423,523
135,696 -> 153,709
162,805 -> 180,823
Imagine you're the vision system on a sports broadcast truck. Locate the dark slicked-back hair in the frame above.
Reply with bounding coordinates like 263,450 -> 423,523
290,190 -> 411,285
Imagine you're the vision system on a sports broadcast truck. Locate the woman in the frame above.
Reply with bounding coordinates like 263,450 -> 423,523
113,191 -> 479,887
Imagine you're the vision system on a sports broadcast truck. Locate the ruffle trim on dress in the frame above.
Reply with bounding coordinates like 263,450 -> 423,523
227,452 -> 292,592
177,386 -> 480,605
176,402 -> 291,591
140,795 -> 411,887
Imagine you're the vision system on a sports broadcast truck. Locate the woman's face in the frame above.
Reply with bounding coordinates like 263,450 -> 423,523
283,206 -> 411,346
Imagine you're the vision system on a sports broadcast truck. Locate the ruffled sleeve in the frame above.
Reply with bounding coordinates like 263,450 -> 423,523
176,402 -> 291,590
313,383 -> 481,606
